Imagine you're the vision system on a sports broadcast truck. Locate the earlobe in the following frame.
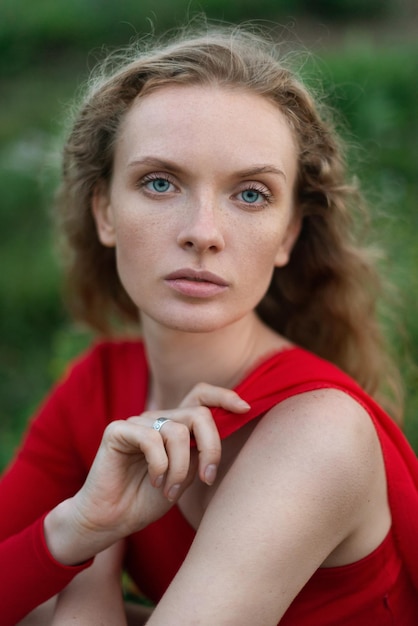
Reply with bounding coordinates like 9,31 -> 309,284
274,215 -> 302,268
92,183 -> 116,247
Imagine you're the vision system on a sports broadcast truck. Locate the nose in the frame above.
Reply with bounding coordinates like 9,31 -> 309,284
176,194 -> 226,254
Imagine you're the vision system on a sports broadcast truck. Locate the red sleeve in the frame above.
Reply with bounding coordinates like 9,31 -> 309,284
0,343 -> 113,624
0,340 -> 147,624
1,514 -> 92,624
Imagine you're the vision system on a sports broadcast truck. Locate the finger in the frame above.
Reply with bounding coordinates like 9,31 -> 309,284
184,406 -> 222,486
153,407 -> 222,485
105,420 -> 169,487
165,453 -> 199,504
129,405 -> 223,487
144,408 -> 223,486
158,422 -> 192,501
179,382 -> 250,413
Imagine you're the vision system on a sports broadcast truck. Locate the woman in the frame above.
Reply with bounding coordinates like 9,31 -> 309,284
1,26 -> 418,625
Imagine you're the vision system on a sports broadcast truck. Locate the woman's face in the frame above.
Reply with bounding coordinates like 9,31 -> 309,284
93,84 -> 300,334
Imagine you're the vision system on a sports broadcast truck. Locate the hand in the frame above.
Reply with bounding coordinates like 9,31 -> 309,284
44,384 -> 250,565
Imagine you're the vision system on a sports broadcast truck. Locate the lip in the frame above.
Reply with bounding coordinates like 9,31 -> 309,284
165,268 -> 228,285
164,268 -> 229,298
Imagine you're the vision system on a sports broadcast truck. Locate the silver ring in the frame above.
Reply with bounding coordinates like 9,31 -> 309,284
152,417 -> 172,433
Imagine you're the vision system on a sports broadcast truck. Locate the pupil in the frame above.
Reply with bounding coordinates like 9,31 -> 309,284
243,189 -> 259,203
153,179 -> 170,192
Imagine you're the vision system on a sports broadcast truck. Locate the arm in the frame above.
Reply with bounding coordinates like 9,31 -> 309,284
1,373 -> 248,624
51,541 -> 155,626
16,542 -> 131,626
0,383 -> 97,625
51,541 -> 127,625
41,384 -> 249,623
147,389 -> 387,625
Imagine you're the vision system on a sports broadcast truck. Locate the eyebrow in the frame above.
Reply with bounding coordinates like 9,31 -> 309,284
128,157 -> 287,182
234,165 -> 287,182
128,157 -> 182,173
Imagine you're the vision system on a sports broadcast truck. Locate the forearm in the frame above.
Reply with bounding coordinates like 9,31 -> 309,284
51,541 -> 127,625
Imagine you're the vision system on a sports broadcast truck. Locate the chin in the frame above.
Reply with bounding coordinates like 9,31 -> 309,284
139,300 -> 253,335
155,309 -> 241,334
164,318 -> 225,334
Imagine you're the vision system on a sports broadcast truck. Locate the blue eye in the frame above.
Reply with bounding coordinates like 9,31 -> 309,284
238,185 -> 273,206
241,189 -> 262,204
147,178 -> 172,193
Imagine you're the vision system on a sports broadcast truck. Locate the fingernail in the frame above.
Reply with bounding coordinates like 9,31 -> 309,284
204,464 -> 217,485
237,400 -> 251,409
167,484 -> 181,501
155,475 -> 164,488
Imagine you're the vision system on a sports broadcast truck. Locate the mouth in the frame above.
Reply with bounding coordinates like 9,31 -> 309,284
164,268 -> 229,297
165,269 -> 228,286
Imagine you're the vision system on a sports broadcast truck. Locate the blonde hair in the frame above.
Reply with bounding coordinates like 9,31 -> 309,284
56,25 -> 402,418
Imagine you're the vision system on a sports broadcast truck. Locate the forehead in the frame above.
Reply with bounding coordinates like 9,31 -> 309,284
115,84 -> 297,177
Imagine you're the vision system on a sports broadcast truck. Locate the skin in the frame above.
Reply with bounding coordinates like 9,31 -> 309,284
34,85 -> 391,625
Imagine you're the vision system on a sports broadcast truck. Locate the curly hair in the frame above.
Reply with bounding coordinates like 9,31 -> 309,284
55,25 -> 402,419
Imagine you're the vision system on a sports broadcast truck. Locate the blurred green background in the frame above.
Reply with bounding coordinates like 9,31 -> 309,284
1,0 -> 417,470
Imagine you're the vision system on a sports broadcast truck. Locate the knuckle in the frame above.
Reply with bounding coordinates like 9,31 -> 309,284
104,420 -> 124,439
204,444 -> 222,460
126,411 -> 153,425
172,423 -> 190,443
149,428 -> 164,444
171,460 -> 191,480
194,381 -> 210,394
153,459 -> 168,475
126,415 -> 143,425
196,405 -> 211,419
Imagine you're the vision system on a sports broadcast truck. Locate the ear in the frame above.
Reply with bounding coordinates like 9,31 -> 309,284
92,183 -> 116,247
274,214 -> 302,268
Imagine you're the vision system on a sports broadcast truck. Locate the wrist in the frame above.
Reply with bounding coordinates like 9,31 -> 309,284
43,498 -> 116,566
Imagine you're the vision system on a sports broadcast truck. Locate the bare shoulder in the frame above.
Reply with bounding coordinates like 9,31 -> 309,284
239,388 -> 385,531
151,389 -> 388,624
254,387 -> 381,469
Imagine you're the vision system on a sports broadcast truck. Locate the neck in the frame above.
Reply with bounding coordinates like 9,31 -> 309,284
141,312 -> 285,410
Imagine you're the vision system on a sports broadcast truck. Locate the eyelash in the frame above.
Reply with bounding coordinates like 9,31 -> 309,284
138,173 -> 274,206
139,173 -> 177,192
237,184 -> 274,206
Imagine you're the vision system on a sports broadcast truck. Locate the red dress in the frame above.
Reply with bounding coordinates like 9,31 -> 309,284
1,340 -> 417,624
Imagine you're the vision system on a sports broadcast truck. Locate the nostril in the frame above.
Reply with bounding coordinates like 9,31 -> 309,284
177,218 -> 225,252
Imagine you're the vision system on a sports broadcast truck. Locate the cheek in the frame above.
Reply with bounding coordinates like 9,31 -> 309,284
111,210 -> 170,299
111,221 -> 147,280
239,219 -> 285,266
235,229 -> 281,294
111,206 -> 160,257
